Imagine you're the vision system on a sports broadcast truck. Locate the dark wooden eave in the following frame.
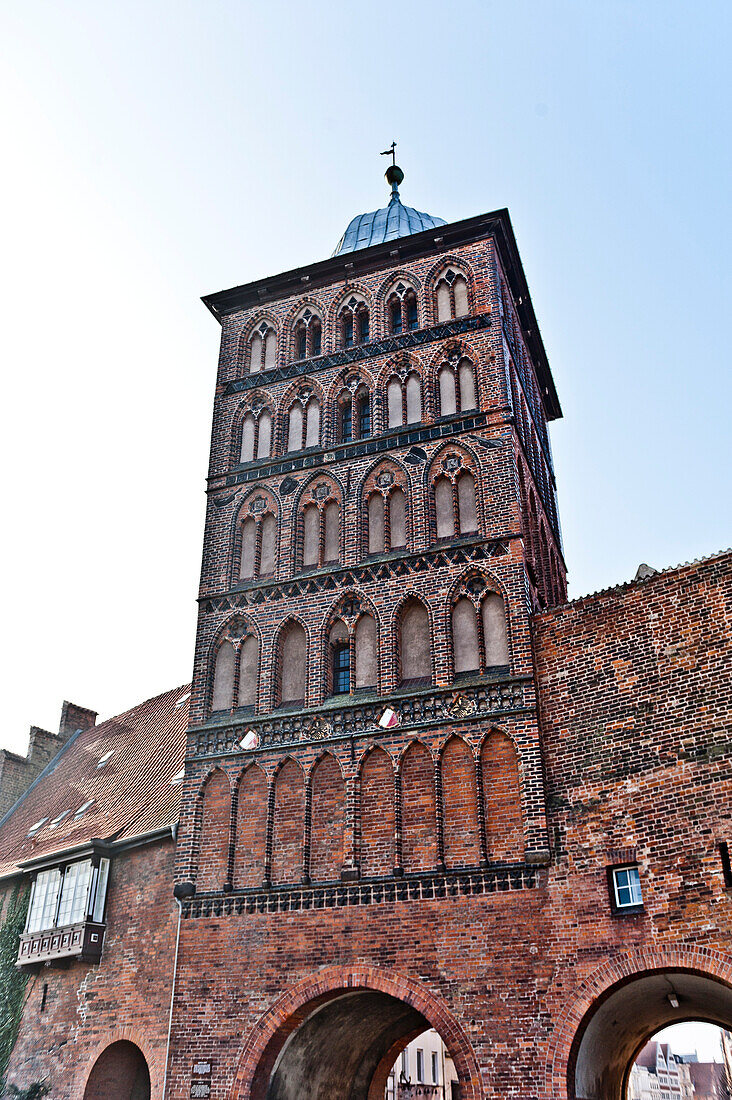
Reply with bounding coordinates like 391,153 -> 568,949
201,208 -> 562,421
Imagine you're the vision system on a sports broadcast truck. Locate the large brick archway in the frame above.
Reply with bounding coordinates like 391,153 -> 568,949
545,944 -> 732,1100
229,965 -> 483,1100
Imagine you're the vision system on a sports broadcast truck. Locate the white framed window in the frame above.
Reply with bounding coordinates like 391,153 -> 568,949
432,1051 -> 439,1084
611,864 -> 643,909
25,857 -> 111,933
416,1049 -> 424,1083
56,860 -> 93,926
26,868 -> 62,933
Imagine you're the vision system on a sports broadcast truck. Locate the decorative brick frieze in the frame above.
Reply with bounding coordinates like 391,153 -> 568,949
222,313 -> 493,396
199,537 -> 514,613
183,863 -> 540,918
189,674 -> 531,758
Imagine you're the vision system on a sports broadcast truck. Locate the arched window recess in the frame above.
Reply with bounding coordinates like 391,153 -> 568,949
299,481 -> 341,570
326,599 -> 378,697
386,368 -> 422,428
436,352 -> 478,418
285,386 -> 321,452
236,490 -> 278,583
210,618 -> 260,715
247,321 -> 277,374
293,308 -> 323,361
435,268 -> 470,322
451,576 -> 510,678
432,453 -> 479,541
387,282 -> 419,335
238,404 -> 273,464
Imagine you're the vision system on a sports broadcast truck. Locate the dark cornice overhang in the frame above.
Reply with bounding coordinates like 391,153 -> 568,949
201,208 -> 562,420
5,824 -> 176,880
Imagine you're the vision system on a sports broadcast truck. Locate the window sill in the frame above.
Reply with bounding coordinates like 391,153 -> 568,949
610,904 -> 645,918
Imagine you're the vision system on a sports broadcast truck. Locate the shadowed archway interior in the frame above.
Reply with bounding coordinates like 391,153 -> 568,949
571,969 -> 732,1100
263,990 -> 432,1100
83,1040 -> 150,1100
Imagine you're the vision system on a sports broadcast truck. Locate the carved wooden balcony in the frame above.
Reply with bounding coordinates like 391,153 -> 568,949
17,920 -> 105,968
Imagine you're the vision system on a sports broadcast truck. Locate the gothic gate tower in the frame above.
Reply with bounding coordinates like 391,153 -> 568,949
171,163 -> 567,1099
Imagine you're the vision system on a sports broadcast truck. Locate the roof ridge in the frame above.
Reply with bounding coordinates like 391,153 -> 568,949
545,546 -> 732,613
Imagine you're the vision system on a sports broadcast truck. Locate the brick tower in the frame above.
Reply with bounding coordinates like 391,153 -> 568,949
171,163 -> 567,1098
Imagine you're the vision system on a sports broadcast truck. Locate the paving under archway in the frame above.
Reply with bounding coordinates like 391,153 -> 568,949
570,968 -> 732,1100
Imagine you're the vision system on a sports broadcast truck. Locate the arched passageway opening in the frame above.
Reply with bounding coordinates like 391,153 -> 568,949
83,1040 -> 151,1100
247,989 -> 467,1100
569,968 -> 732,1100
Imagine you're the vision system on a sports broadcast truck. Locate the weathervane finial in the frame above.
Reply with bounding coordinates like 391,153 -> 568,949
380,141 -> 397,168
381,142 -> 404,201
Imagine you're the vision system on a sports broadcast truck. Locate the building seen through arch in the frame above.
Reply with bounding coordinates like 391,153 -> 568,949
0,162 -> 729,1100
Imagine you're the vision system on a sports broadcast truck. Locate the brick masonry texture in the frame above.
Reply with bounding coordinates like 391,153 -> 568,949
2,211 -> 730,1100
164,551 -> 732,1100
3,841 -> 177,1098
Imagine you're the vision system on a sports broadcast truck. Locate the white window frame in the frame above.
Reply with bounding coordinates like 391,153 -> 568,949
611,864 -> 643,909
25,856 -> 111,933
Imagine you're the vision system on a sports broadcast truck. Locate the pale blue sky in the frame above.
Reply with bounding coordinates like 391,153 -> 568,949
0,1 -> 730,748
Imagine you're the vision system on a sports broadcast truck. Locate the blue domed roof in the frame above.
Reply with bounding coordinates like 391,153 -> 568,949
333,167 -> 446,256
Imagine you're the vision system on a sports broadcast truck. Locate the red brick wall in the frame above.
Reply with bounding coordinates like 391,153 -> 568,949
167,553 -> 732,1100
4,840 -> 176,1100
271,759 -> 305,885
233,764 -> 267,888
359,746 -> 395,876
400,740 -> 437,873
309,752 -> 345,882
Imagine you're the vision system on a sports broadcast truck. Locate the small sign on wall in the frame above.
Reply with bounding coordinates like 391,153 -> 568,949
191,1060 -> 213,1098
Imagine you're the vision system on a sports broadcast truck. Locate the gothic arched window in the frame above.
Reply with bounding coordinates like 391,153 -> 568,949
385,371 -> 422,428
386,283 -> 419,335
451,582 -> 510,677
238,499 -> 278,581
248,322 -> 277,374
293,309 -> 323,361
210,623 -> 260,714
434,269 -> 470,321
298,484 -> 340,570
327,610 -> 378,696
337,383 -> 372,443
339,297 -> 370,349
398,598 -> 431,685
437,357 -> 478,417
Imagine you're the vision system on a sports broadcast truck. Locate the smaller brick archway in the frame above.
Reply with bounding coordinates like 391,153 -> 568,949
230,965 -> 482,1100
83,1039 -> 151,1100
545,945 -> 732,1100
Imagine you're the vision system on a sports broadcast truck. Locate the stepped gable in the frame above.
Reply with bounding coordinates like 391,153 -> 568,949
0,683 -> 190,879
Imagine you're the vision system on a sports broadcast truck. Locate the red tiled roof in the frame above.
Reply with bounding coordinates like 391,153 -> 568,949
0,684 -> 190,878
